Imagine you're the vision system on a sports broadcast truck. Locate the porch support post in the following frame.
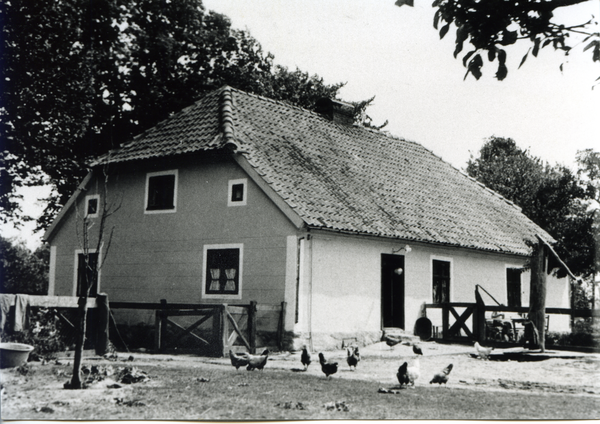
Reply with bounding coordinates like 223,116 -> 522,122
221,304 -> 229,357
529,240 -> 547,351
95,293 -> 110,356
248,301 -> 257,354
278,301 -> 287,350
474,287 -> 486,343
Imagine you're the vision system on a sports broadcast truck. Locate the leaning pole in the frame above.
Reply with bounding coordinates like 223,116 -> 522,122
529,239 -> 547,352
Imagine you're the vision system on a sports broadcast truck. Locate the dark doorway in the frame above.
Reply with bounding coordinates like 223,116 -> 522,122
381,254 -> 404,329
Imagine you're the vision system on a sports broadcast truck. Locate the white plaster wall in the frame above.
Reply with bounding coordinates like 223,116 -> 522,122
294,231 -> 572,348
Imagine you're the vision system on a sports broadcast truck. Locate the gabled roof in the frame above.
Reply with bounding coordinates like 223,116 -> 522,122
92,86 -> 552,256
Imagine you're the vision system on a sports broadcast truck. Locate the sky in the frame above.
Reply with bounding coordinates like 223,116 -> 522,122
2,0 -> 599,250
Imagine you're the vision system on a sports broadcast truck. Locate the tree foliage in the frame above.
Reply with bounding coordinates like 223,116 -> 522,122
467,137 -> 597,278
0,236 -> 49,295
427,0 -> 599,80
1,0 -> 351,230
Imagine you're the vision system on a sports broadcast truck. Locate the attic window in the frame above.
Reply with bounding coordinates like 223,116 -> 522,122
145,170 -> 177,213
85,195 -> 100,218
228,178 -> 247,206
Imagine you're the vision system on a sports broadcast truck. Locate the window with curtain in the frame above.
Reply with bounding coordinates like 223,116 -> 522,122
205,248 -> 240,295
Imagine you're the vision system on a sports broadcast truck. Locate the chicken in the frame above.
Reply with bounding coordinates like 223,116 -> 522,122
346,346 -> 360,370
412,343 -> 423,355
382,334 -> 402,349
244,349 -> 269,371
474,341 -> 494,359
300,346 -> 311,370
229,350 -> 249,370
406,357 -> 420,386
396,361 -> 410,386
430,363 -> 453,384
318,352 -> 338,377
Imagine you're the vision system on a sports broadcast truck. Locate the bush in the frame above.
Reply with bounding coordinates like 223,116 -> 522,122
545,330 -> 598,349
2,308 -> 70,359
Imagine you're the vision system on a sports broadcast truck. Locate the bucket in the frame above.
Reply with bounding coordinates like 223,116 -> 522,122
0,342 -> 34,368
414,317 -> 433,341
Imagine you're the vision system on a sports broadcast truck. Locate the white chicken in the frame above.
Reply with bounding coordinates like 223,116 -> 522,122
406,357 -> 420,386
474,341 -> 494,359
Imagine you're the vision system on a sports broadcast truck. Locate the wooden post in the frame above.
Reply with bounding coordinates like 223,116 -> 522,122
442,304 -> 449,340
159,299 -> 168,353
278,301 -> 287,351
248,301 -> 257,354
211,305 -> 222,357
529,241 -> 547,351
221,304 -> 229,357
95,293 -> 110,356
154,310 -> 162,352
474,287 -> 486,343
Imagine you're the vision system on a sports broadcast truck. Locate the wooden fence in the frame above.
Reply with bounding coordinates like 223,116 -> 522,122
424,302 -> 599,344
110,299 -> 287,357
0,294 -> 286,358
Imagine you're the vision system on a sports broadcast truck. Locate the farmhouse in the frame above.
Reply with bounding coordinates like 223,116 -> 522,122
43,86 -> 570,350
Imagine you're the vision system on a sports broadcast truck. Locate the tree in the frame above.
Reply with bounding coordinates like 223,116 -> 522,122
1,0 -> 355,231
65,166 -> 120,390
396,0 -> 600,80
467,137 -> 596,279
0,237 -> 49,295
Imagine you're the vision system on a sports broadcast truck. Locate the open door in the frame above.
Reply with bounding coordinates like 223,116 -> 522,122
381,254 -> 404,329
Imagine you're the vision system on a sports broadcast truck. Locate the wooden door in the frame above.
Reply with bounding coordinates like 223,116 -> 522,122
381,254 -> 404,329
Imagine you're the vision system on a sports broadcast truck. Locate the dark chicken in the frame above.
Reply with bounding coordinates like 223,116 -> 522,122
382,334 -> 402,349
301,346 -> 311,370
396,361 -> 410,386
318,353 -> 338,377
430,363 -> 453,384
244,349 -> 269,371
346,346 -> 360,370
229,350 -> 249,370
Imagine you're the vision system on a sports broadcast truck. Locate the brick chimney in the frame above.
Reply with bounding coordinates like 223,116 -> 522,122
315,98 -> 355,126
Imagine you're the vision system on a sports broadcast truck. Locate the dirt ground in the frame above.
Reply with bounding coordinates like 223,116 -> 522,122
2,340 -> 599,419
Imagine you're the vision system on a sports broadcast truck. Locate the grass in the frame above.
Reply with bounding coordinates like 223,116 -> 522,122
3,360 -> 599,420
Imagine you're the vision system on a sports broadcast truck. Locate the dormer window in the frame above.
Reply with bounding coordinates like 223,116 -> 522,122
85,195 -> 100,218
228,178 -> 247,206
145,170 -> 178,213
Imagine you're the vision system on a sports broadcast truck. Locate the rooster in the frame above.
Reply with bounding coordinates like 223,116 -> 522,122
406,357 -> 420,386
229,350 -> 249,370
474,342 -> 493,359
396,361 -> 410,386
318,353 -> 338,378
430,363 -> 453,384
382,334 -> 402,349
300,346 -> 311,370
244,349 -> 269,371
346,346 -> 360,370
412,343 -> 423,355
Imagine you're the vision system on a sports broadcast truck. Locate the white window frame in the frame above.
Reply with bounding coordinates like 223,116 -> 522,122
430,255 -> 453,303
144,169 -> 178,214
85,194 -> 100,218
72,248 -> 102,297
201,243 -> 243,300
227,178 -> 248,207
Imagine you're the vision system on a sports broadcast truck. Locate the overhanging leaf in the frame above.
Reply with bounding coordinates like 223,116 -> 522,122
439,23 -> 450,39
518,48 -> 531,69
462,50 -> 476,67
532,38 -> 541,57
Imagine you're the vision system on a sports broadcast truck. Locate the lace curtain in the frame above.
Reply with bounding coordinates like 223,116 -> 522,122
209,268 -> 220,291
